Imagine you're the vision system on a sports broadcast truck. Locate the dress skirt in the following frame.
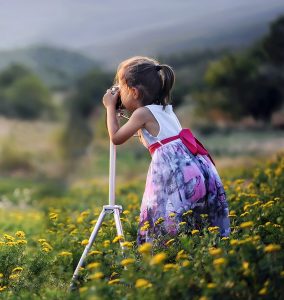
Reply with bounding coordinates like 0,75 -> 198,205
137,139 -> 231,245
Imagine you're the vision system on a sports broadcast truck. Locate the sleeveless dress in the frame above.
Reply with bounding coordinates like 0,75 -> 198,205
136,104 -> 231,245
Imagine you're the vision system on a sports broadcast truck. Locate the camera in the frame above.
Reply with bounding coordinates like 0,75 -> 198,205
110,85 -> 124,110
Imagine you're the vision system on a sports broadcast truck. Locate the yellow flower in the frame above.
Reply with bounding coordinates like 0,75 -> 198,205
0,286 -> 7,292
9,274 -> 20,280
240,221 -> 254,229
87,262 -> 101,269
121,258 -> 135,267
182,210 -> 193,216
165,239 -> 175,246
209,248 -> 222,256
59,251 -> 72,257
81,239 -> 89,246
208,226 -> 219,233
181,260 -> 190,267
169,212 -> 176,218
138,243 -> 152,254
17,240 -> 27,245
0,273 -> 4,278
191,229 -> 200,235
108,279 -> 120,285
240,212 -> 249,217
123,210 -> 130,215
135,278 -> 152,288
103,240 -> 110,247
154,217 -> 165,226
176,250 -> 187,260
258,287 -> 267,295
163,263 -> 178,272
89,272 -> 104,280
207,283 -> 217,288
49,212 -> 58,220
264,244 -> 281,253
15,231 -> 25,238
88,250 -> 103,255
213,258 -> 227,266
242,261 -> 249,270
150,253 -> 167,265
112,235 -> 124,243
12,267 -> 23,273
221,237 -> 229,241
121,241 -> 133,248
4,234 -> 14,241
178,222 -> 187,226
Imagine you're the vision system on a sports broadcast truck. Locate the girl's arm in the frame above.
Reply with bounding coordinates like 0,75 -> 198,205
103,90 -> 146,145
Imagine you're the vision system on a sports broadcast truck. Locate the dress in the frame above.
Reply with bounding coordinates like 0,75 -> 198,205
137,104 -> 231,245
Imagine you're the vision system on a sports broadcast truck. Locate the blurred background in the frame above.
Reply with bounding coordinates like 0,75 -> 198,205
0,0 -> 284,195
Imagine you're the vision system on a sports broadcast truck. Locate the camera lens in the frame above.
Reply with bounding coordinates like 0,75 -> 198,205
111,85 -> 124,110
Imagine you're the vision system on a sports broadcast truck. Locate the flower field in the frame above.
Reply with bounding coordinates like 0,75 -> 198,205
0,152 -> 283,300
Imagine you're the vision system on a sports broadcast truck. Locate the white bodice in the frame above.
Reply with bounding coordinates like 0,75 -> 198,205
139,104 -> 182,148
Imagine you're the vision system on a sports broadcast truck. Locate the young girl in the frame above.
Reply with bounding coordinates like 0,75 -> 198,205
102,56 -> 231,245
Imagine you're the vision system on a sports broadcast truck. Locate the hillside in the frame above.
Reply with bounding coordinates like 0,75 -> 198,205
0,46 -> 99,89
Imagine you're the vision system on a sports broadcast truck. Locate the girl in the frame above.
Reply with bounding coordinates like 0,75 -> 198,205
102,56 -> 231,245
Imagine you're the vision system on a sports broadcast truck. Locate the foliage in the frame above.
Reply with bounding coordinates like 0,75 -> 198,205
0,153 -> 283,299
0,64 -> 53,120
202,15 -> 284,122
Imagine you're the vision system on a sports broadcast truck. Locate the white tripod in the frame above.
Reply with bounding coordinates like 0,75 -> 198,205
70,138 -> 126,290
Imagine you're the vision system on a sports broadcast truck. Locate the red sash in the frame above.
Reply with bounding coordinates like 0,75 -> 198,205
148,128 -> 215,166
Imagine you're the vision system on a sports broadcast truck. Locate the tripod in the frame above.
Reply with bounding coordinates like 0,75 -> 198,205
70,137 -> 126,290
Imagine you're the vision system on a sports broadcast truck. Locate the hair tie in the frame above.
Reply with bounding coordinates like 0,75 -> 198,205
156,65 -> 162,71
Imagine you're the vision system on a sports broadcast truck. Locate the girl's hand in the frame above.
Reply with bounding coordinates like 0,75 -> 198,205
102,88 -> 119,109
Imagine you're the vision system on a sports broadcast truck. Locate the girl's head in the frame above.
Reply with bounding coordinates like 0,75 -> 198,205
115,56 -> 175,110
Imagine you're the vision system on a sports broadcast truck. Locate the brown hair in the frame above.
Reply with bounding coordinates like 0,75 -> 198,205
115,56 -> 175,109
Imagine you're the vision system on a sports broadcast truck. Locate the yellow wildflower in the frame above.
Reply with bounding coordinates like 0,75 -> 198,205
221,237 -> 229,241
183,210 -> 193,216
207,283 -> 217,288
240,212 -> 249,217
213,258 -> 227,266
242,261 -> 249,270
150,253 -> 167,265
17,240 -> 27,245
191,229 -> 200,235
9,274 -> 20,280
240,221 -> 254,229
264,244 -> 281,253
120,258 -> 135,267
181,260 -> 190,267
12,267 -> 23,273
208,226 -> 219,233
108,279 -> 120,285
103,240 -> 110,247
169,212 -> 176,218
135,278 -> 152,288
87,262 -> 101,269
88,250 -> 103,255
121,241 -> 133,248
0,273 -> 3,278
112,235 -> 124,243
178,222 -> 186,226
154,217 -> 165,226
89,272 -> 104,280
163,263 -> 178,271
81,239 -> 89,246
165,239 -> 175,246
59,251 -> 72,257
138,243 -> 152,254
49,212 -> 58,220
209,248 -> 222,256
176,250 -> 187,260
4,234 -> 14,241
15,231 -> 25,238
0,286 -> 7,292
258,287 -> 267,295
123,210 -> 130,215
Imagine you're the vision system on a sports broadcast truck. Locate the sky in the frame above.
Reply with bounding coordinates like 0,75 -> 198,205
1,0 -> 284,52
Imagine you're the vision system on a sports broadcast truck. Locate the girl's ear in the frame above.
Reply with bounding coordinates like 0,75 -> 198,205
131,87 -> 140,100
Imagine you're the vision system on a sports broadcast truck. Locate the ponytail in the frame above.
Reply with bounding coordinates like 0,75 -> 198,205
158,64 -> 175,108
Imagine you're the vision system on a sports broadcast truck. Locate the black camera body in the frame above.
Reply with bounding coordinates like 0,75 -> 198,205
110,85 -> 124,110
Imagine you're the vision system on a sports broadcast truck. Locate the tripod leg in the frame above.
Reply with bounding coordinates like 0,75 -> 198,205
113,208 -> 126,254
70,208 -> 106,290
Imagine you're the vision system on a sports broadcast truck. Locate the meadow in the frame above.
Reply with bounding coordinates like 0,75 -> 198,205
0,116 -> 283,299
